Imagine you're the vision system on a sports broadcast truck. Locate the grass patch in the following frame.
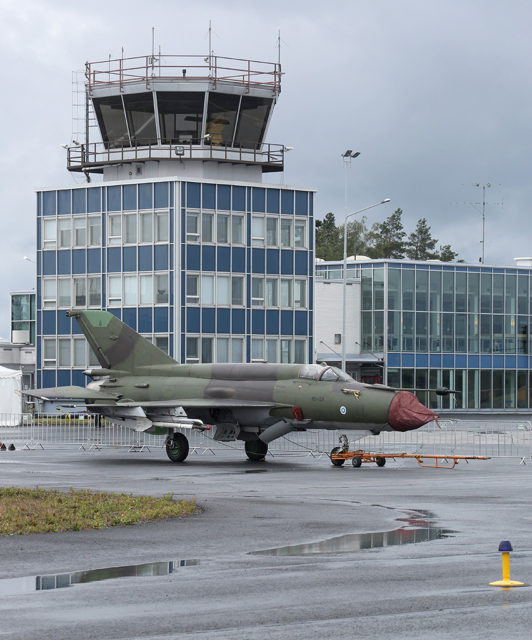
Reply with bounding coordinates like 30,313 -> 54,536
0,487 -> 197,535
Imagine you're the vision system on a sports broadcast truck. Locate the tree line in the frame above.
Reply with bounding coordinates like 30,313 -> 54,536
315,208 -> 459,262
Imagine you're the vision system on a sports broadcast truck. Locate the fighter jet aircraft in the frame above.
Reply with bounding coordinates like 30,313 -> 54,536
25,310 -> 438,463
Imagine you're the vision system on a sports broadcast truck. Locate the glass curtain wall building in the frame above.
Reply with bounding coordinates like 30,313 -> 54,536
11,292 -> 36,346
35,53 -> 314,388
316,259 -> 532,413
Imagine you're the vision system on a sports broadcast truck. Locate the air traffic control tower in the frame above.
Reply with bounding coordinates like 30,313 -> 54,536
36,53 -> 315,388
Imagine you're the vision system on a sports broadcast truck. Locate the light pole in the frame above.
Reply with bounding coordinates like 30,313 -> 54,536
341,198 -> 391,373
342,150 -> 361,223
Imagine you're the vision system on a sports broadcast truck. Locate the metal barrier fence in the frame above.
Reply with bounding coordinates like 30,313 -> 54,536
1,415 -> 532,461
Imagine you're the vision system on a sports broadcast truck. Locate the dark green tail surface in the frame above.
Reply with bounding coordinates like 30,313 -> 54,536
67,310 -> 175,372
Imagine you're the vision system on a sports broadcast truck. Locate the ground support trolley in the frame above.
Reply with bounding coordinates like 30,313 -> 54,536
329,447 -> 490,469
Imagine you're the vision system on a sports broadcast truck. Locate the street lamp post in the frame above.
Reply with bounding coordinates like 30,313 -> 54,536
341,198 -> 391,373
342,150 -> 361,226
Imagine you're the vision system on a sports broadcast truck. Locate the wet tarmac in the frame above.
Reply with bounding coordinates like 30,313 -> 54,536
0,447 -> 531,639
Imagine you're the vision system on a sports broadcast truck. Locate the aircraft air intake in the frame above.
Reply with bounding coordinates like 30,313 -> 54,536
387,391 -> 438,432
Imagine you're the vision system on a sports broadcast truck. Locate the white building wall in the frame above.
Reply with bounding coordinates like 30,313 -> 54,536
103,160 -> 263,183
314,280 -> 360,360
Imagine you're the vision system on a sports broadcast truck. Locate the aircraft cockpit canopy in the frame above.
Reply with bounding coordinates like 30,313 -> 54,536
298,364 -> 354,382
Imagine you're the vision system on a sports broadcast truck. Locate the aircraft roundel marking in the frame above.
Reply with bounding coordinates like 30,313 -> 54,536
340,406 -> 347,415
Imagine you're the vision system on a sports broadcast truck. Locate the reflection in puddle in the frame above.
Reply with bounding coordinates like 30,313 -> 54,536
0,559 -> 199,596
252,510 -> 455,556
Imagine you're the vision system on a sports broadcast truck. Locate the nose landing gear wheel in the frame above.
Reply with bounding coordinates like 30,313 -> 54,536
330,447 -> 345,467
245,439 -> 268,461
165,432 -> 189,462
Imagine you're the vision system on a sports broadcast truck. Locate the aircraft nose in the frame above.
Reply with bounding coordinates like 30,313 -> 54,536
388,391 -> 438,432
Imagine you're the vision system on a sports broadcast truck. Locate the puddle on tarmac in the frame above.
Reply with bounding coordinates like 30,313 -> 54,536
0,559 -> 199,596
251,511 -> 455,556
0,512 -> 453,594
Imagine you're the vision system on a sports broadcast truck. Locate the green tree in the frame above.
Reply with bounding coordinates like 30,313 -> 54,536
438,244 -> 458,262
315,208 -> 459,263
315,212 -> 342,260
339,215 -> 371,258
405,218 -> 438,260
366,208 -> 406,258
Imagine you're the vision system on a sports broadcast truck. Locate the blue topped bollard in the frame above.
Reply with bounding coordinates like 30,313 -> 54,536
489,540 -> 525,587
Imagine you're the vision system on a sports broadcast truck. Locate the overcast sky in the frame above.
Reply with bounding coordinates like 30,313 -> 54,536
1,0 -> 531,337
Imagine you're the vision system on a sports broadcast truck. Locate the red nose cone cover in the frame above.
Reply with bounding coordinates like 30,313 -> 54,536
388,391 -> 438,432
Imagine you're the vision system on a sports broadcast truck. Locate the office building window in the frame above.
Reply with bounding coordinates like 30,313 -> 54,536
73,278 -> 86,306
58,338 -> 71,367
232,215 -> 244,244
43,338 -> 56,367
266,218 -> 278,246
58,279 -> 71,307
251,216 -> 264,246
217,337 -> 229,362
217,215 -> 229,243
108,214 -> 121,245
232,277 -> 244,306
73,218 -> 86,247
186,337 -> 199,362
43,219 -> 57,250
88,216 -> 101,246
252,338 -> 264,361
58,218 -> 71,248
73,337 -> 86,367
252,278 -> 264,306
186,274 -> 199,304
294,280 -> 306,308
43,279 -> 57,309
266,279 -> 278,306
139,212 -> 153,243
186,212 -> 200,242
294,219 -> 306,248
201,337 -> 213,363
124,214 -> 137,244
202,213 -> 214,243
280,279 -> 292,307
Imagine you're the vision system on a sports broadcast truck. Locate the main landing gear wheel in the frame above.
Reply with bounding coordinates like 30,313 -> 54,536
245,439 -> 268,462
330,447 -> 345,467
165,432 -> 189,463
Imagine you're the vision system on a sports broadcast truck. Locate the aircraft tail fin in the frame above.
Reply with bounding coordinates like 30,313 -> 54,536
67,310 -> 175,372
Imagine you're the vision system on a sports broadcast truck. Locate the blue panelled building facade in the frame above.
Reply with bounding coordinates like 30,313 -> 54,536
316,258 -> 532,415
35,53 -> 314,388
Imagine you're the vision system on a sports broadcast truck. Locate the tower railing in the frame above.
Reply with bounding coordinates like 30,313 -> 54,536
67,141 -> 285,173
86,54 -> 281,96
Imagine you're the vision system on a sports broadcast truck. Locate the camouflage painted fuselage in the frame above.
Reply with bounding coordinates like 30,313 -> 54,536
26,310 -> 437,439
85,363 -> 408,431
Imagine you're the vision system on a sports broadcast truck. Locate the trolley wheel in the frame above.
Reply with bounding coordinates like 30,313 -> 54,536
351,455 -> 363,468
376,456 -> 386,467
330,447 -> 345,467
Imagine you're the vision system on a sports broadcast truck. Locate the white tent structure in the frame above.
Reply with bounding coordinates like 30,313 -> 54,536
0,365 -> 22,426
